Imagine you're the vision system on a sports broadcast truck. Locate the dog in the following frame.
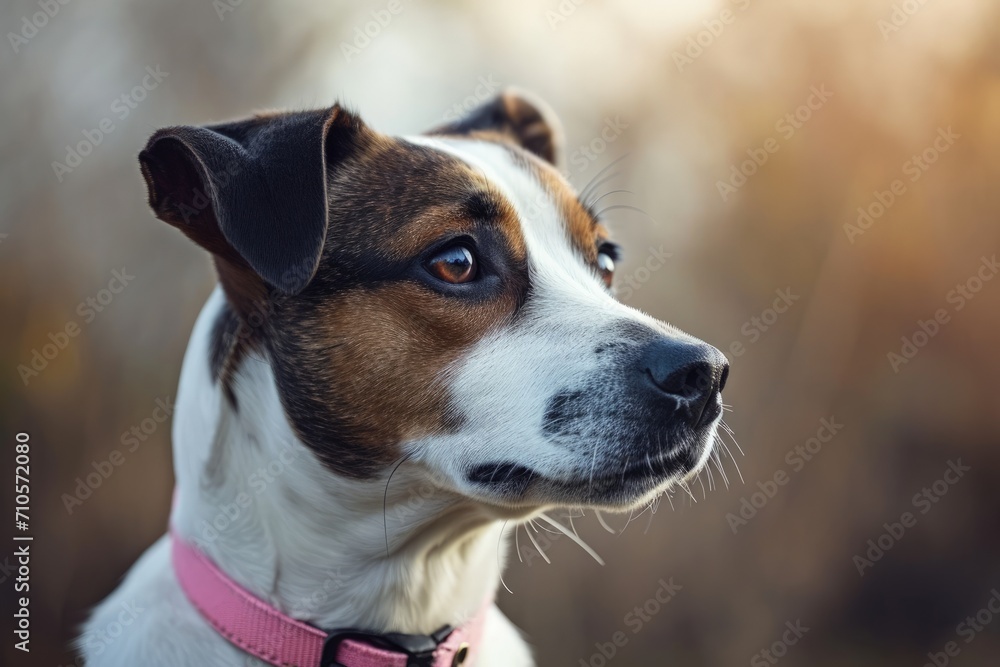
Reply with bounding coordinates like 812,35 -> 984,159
81,89 -> 729,666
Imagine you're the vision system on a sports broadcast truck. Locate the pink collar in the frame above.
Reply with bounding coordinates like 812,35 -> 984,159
171,531 -> 489,667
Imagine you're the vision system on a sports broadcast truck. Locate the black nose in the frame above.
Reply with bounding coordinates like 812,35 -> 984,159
638,337 -> 729,428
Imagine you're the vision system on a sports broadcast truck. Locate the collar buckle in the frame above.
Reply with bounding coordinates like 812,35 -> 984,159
321,624 -> 454,667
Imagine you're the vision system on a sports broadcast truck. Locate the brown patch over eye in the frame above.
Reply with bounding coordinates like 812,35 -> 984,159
427,245 -> 477,284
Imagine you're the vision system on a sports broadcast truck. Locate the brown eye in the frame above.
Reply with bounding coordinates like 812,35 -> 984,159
427,245 -> 477,284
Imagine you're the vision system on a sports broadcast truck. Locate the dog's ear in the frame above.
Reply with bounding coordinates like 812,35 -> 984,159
138,106 -> 368,308
429,88 -> 564,168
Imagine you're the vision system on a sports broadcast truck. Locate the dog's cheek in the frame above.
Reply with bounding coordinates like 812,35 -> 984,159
273,282 -> 515,476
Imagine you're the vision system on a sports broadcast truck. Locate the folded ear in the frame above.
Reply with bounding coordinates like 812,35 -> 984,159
138,106 -> 368,307
429,88 -> 564,168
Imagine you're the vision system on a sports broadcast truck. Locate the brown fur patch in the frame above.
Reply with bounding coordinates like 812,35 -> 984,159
503,144 -> 611,263
266,132 -> 530,477
275,280 -> 520,471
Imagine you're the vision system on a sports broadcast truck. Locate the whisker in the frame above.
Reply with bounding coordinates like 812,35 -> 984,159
498,521 -> 513,594
515,524 -> 523,563
578,153 -> 630,201
621,506 -> 638,533
595,510 -> 616,535
721,419 -> 746,457
718,437 -> 745,485
587,188 -> 634,209
593,204 -> 656,224
622,500 -> 648,533
538,513 -> 605,566
679,480 -> 697,504
712,440 -> 731,489
532,518 -> 561,535
643,497 -> 659,534
525,520 -> 551,565
581,171 -> 624,209
383,452 -> 414,557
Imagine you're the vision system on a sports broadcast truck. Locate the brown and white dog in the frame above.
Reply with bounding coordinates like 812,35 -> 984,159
81,89 -> 728,666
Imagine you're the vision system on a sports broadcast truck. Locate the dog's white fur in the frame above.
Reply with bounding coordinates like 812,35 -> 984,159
82,139 -> 719,666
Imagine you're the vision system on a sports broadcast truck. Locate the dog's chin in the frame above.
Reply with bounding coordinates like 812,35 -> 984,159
464,429 -> 718,516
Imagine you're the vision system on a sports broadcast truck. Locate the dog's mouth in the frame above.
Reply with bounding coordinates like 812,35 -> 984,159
467,462 -> 538,490
465,440 -> 709,509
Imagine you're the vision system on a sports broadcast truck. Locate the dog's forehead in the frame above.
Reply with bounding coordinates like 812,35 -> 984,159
403,136 -> 607,285
320,138 -> 520,267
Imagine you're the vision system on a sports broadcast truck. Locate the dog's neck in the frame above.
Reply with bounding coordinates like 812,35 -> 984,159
169,288 -> 504,634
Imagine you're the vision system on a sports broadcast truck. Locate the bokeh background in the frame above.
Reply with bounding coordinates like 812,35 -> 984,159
2,0 -> 1000,665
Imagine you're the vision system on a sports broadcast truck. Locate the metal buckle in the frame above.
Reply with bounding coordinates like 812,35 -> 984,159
321,624 -> 454,667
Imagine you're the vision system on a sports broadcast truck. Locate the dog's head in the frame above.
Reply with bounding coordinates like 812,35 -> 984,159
140,90 -> 728,514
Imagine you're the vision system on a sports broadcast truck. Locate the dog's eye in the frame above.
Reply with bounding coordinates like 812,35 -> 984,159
426,245 -> 477,284
597,243 -> 617,287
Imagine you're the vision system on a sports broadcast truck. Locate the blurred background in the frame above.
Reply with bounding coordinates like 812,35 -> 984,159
2,0 -> 999,665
